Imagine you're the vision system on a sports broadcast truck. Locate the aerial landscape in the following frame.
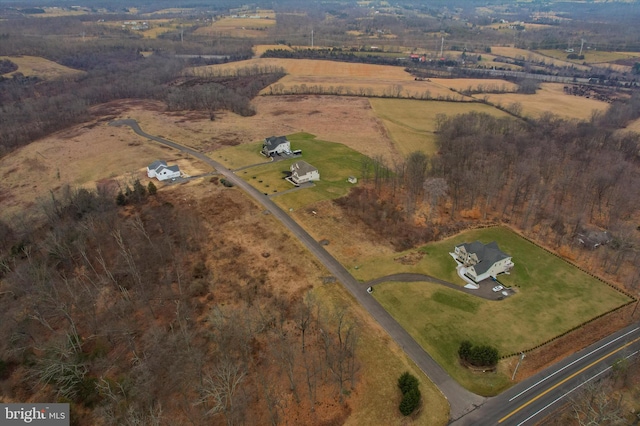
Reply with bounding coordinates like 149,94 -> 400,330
0,0 -> 639,424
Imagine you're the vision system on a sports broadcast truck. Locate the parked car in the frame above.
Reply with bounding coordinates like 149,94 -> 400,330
492,285 -> 504,292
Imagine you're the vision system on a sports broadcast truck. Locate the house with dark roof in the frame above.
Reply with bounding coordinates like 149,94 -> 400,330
146,160 -> 181,181
452,241 -> 513,282
288,161 -> 320,185
262,136 -> 291,156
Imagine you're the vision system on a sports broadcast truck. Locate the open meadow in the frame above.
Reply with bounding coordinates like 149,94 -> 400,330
483,82 -> 608,120
194,15 -> 275,37
369,227 -> 631,395
370,98 -> 511,156
490,46 -> 590,71
195,58 -> 468,100
0,55 -> 84,79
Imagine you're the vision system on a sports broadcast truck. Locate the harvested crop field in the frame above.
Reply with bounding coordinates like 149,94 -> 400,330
195,58 -> 467,100
0,55 -> 84,79
370,99 -> 511,156
490,46 -> 590,71
483,83 -> 608,120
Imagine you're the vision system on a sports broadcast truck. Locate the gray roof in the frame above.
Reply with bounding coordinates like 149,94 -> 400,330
166,165 -> 180,172
291,160 -> 317,175
264,136 -> 289,150
457,241 -> 510,275
148,160 -> 167,170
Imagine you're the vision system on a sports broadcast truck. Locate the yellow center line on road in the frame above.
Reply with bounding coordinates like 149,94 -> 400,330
498,335 -> 640,424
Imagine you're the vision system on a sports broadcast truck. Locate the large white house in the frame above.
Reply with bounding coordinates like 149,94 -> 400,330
147,160 -> 181,181
452,241 -> 513,282
262,136 -> 291,156
289,161 -> 320,185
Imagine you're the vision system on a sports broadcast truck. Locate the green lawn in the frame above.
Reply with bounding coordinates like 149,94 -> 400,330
366,227 -> 631,395
232,133 -> 367,209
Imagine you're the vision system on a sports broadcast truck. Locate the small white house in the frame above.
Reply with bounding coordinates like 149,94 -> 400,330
262,136 -> 291,156
147,160 -> 181,181
290,161 -> 320,185
452,241 -> 514,283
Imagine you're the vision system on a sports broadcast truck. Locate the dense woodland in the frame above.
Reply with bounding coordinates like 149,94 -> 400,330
0,186 -> 358,424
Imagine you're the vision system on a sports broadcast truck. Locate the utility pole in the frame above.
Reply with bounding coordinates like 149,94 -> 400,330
579,38 -> 585,56
512,352 -> 526,381
311,29 -> 314,48
440,36 -> 444,58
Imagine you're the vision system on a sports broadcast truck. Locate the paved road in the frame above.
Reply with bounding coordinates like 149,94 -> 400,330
452,323 -> 640,425
110,119 -> 484,420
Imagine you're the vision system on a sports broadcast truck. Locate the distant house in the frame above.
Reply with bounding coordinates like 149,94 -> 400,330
289,161 -> 320,185
147,160 -> 181,181
262,136 -> 291,156
452,241 -> 513,283
348,176 -> 358,184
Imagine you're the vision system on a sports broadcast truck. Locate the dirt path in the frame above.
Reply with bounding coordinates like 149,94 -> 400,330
109,119 -> 486,422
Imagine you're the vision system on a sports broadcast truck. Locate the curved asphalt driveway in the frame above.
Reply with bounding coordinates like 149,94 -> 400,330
111,119 -> 484,420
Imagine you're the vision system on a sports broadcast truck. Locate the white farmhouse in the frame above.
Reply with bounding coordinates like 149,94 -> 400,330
147,160 -> 181,181
262,136 -> 291,156
452,241 -> 514,283
289,161 -> 320,185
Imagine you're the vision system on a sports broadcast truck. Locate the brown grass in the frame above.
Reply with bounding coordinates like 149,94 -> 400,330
483,83 -> 609,120
195,58 -> 468,100
253,44 -> 293,56
0,55 -> 84,79
491,46 -> 590,71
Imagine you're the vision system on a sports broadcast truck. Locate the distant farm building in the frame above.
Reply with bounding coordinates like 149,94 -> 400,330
147,160 -> 181,181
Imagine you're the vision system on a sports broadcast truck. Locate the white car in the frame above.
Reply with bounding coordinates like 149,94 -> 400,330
492,285 -> 504,292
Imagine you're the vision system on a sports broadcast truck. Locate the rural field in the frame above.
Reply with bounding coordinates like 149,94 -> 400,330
197,58 -> 468,100
225,132 -> 367,209
368,227 -> 631,395
490,46 -> 590,71
195,16 -> 275,37
370,98 -> 511,156
483,82 -> 609,120
537,49 -> 640,64
0,55 -> 84,79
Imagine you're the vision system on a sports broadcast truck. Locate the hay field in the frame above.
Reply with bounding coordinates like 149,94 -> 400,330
537,49 -> 640,64
253,44 -> 292,56
196,58 -> 467,100
429,78 -> 517,93
0,55 -> 84,79
195,16 -> 275,37
370,99 -> 511,156
491,46 -> 590,71
484,83 -> 608,120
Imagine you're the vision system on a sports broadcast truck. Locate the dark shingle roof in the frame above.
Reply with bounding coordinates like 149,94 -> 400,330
264,136 -> 289,151
457,241 -> 510,275
148,160 -> 167,170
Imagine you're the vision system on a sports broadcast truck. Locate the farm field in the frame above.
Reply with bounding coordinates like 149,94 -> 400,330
369,99 -> 511,156
491,46 -> 590,71
0,55 -> 84,79
627,117 -> 640,133
196,58 -> 467,100
195,16 -> 275,37
483,82 -> 608,120
369,227 -> 631,395
253,44 -> 293,56
537,49 -> 640,64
